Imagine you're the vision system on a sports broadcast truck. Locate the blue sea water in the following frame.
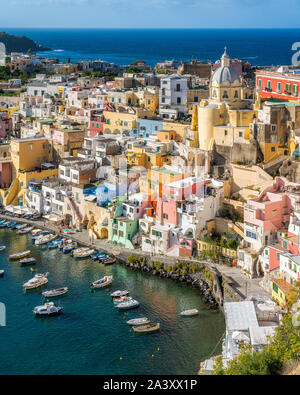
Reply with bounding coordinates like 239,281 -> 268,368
3,28 -> 300,66
0,229 -> 225,375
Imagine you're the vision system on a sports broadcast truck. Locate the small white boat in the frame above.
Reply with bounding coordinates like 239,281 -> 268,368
73,247 -> 95,259
126,317 -> 150,326
20,257 -> 36,265
180,309 -> 199,317
133,322 -> 160,333
18,226 -> 34,234
0,270 -> 4,277
110,290 -> 130,298
23,273 -> 49,290
117,299 -> 140,310
113,296 -> 132,305
35,234 -> 56,246
42,287 -> 68,298
33,302 -> 63,316
9,250 -> 31,260
0,246 -> 6,252
91,275 -> 113,289
31,228 -> 43,236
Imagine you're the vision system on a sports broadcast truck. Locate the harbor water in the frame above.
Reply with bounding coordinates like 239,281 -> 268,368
0,228 -> 225,374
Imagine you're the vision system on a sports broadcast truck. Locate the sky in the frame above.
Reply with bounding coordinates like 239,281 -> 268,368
0,0 -> 300,29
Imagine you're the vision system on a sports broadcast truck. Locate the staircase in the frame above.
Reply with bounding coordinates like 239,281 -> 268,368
4,178 -> 20,206
66,195 -> 82,223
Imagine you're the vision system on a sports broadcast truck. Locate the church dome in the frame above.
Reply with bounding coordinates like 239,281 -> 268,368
211,65 -> 240,84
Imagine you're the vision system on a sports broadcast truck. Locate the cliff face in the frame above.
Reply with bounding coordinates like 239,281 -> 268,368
0,32 -> 51,53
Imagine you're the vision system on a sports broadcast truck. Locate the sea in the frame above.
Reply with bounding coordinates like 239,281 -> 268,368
0,228 -> 225,375
3,28 -> 300,66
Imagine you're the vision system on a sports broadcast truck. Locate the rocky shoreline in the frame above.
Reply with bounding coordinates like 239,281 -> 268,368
118,257 -> 221,309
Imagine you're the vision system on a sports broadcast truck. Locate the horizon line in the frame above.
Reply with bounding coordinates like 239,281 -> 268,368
2,27 -> 300,30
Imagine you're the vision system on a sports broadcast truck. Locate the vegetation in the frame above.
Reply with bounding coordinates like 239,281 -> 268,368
0,31 -> 50,52
213,282 -> 300,375
0,65 -> 36,84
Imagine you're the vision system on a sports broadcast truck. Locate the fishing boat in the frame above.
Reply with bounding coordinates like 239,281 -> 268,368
31,228 -> 43,236
14,224 -> 27,230
33,302 -> 63,316
7,221 -> 17,228
90,251 -> 104,260
48,238 -> 62,249
113,296 -> 132,305
126,317 -> 150,326
102,257 -> 116,265
73,247 -> 95,259
0,246 -> 6,252
23,272 -> 49,290
63,242 -> 77,254
180,309 -> 199,317
110,290 -> 130,298
42,287 -> 68,298
116,299 -> 140,311
18,226 -> 34,234
0,269 -> 4,277
132,323 -> 160,333
90,275 -> 113,289
9,250 -> 31,260
20,257 -> 36,265
0,222 -> 8,228
62,229 -> 75,234
35,234 -> 56,246
32,231 -> 50,240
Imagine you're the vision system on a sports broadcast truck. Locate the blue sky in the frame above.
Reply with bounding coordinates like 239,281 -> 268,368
0,0 -> 300,28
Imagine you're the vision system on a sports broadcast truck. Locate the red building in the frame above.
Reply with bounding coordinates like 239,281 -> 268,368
0,112 -> 12,139
90,110 -> 104,137
256,68 -> 300,102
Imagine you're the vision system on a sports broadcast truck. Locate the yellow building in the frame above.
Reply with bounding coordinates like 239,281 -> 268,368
102,110 -> 138,135
3,137 -> 57,206
272,278 -> 294,309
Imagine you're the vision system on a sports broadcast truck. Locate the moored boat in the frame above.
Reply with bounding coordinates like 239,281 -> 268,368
63,242 -> 77,254
17,226 -> 34,234
102,257 -> 116,265
73,247 -> 95,259
110,290 -> 130,298
33,302 -> 63,316
0,245 -> 6,252
180,309 -> 199,317
42,287 -> 68,298
116,299 -> 140,311
0,269 -> 4,277
20,257 -> 36,265
132,322 -> 160,333
35,234 -> 56,246
9,250 -> 31,260
90,251 -> 104,260
113,296 -> 132,305
48,238 -> 62,249
23,272 -> 49,290
126,317 -> 150,326
91,275 -> 113,289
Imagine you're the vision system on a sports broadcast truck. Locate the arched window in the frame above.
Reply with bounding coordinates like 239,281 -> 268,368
222,90 -> 229,99
234,90 -> 239,98
212,90 -> 217,98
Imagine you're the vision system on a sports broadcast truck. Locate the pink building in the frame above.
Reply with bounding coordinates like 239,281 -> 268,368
244,178 -> 294,251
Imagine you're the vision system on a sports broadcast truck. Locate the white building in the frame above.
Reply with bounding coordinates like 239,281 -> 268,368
159,75 -> 188,119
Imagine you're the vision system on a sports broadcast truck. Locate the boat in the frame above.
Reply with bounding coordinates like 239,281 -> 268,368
90,275 -> 113,289
31,228 -> 43,236
33,302 -> 63,316
113,296 -> 132,305
35,233 -> 56,246
133,323 -> 160,333
102,257 -> 116,265
63,242 -> 77,254
14,224 -> 27,230
32,231 -> 50,240
126,317 -> 150,326
42,287 -> 68,298
73,248 -> 95,259
0,270 -> 4,277
20,257 -> 36,265
0,246 -> 6,252
180,309 -> 199,317
23,272 -> 49,290
17,226 -> 34,234
48,238 -> 62,249
62,229 -> 75,234
110,290 -> 130,298
9,250 -> 31,260
116,299 -> 140,311
0,223 -> 8,228
7,221 -> 17,228
90,251 -> 104,260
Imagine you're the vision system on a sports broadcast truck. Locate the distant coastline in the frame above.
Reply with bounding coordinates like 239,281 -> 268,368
0,32 -> 51,53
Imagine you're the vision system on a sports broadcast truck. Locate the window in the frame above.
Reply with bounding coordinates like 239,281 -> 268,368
273,283 -> 278,293
234,90 -> 238,98
177,97 -> 181,104
212,90 -> 217,98
176,84 -> 180,92
224,130 -> 228,136
222,90 -> 229,99
239,131 -> 243,138
265,249 -> 268,256
258,79 -> 262,88
161,97 -> 165,103
276,252 -> 280,261
267,80 -> 271,89
118,98 -> 121,103
271,147 -> 275,152
194,96 -> 198,102
271,125 -> 276,132
246,230 -> 256,239
286,83 -> 291,93
283,240 -> 288,249
277,82 -> 281,92
29,144 -> 33,150
163,213 -> 169,219
293,85 -> 298,96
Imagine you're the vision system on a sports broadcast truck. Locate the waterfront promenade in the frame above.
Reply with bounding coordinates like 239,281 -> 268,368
0,213 -> 270,302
